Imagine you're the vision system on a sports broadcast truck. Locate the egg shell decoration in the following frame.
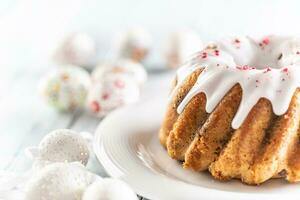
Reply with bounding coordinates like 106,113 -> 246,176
164,30 -> 203,68
53,32 -> 97,69
92,59 -> 147,86
82,179 -> 138,200
39,65 -> 91,111
113,28 -> 152,62
25,129 -> 90,170
25,162 -> 97,200
88,73 -> 140,117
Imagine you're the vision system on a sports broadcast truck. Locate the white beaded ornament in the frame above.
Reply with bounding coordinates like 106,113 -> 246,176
26,129 -> 90,169
25,162 -> 97,200
82,179 -> 138,200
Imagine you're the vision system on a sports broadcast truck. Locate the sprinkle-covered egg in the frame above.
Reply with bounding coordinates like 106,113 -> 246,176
87,73 -> 140,117
26,129 -> 90,170
112,28 -> 152,62
164,30 -> 203,68
53,32 -> 97,69
92,59 -> 147,86
39,65 -> 91,111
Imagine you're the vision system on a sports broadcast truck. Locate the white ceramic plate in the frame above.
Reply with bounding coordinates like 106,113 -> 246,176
94,96 -> 300,200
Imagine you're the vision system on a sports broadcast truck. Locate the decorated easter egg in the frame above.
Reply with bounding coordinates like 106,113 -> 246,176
53,32 -> 97,68
88,73 -> 140,117
113,28 -> 152,62
25,162 -> 97,200
82,178 -> 138,200
164,30 -> 203,68
25,129 -> 91,170
39,65 -> 91,111
92,59 -> 147,86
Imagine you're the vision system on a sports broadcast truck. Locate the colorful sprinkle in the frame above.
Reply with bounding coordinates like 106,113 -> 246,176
263,67 -> 272,73
102,93 -> 110,100
262,38 -> 270,45
214,50 -> 220,56
282,68 -> 289,73
201,52 -> 208,59
236,65 -> 256,70
61,74 -> 69,81
90,101 -> 100,113
114,79 -> 125,88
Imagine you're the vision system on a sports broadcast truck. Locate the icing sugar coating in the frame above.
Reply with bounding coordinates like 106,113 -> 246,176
176,36 -> 300,129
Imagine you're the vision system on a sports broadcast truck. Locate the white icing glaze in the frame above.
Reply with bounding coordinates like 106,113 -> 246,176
175,35 -> 300,129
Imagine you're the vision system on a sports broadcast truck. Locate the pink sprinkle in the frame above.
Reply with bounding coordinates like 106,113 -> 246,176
214,50 -> 220,56
236,65 -> 256,70
282,67 -> 288,73
114,79 -> 125,88
201,52 -> 208,59
262,38 -> 270,45
263,67 -> 272,73
102,93 -> 110,100
90,101 -> 100,113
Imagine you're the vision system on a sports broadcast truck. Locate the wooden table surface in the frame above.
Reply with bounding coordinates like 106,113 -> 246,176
0,64 -> 174,200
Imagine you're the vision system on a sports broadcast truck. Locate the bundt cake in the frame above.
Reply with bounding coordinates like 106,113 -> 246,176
159,35 -> 300,185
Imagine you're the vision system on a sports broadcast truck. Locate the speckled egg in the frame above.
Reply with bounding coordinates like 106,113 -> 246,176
39,65 -> 91,111
92,59 -> 147,86
164,30 -> 203,68
82,179 -> 138,200
87,73 -> 140,117
53,32 -> 97,69
113,28 -> 152,62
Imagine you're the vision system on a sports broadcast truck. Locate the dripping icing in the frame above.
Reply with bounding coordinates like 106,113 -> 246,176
175,36 -> 300,129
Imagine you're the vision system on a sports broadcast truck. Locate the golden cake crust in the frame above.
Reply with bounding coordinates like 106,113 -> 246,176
160,68 -> 300,184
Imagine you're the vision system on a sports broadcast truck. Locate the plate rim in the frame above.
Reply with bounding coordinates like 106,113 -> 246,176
93,101 -> 299,200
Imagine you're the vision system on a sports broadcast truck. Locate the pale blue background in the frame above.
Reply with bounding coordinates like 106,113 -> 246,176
1,0 -> 300,71
1,0 -> 300,172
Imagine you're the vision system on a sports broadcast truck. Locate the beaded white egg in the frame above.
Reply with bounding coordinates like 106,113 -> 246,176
25,162 -> 96,200
26,129 -> 90,169
82,179 -> 138,200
